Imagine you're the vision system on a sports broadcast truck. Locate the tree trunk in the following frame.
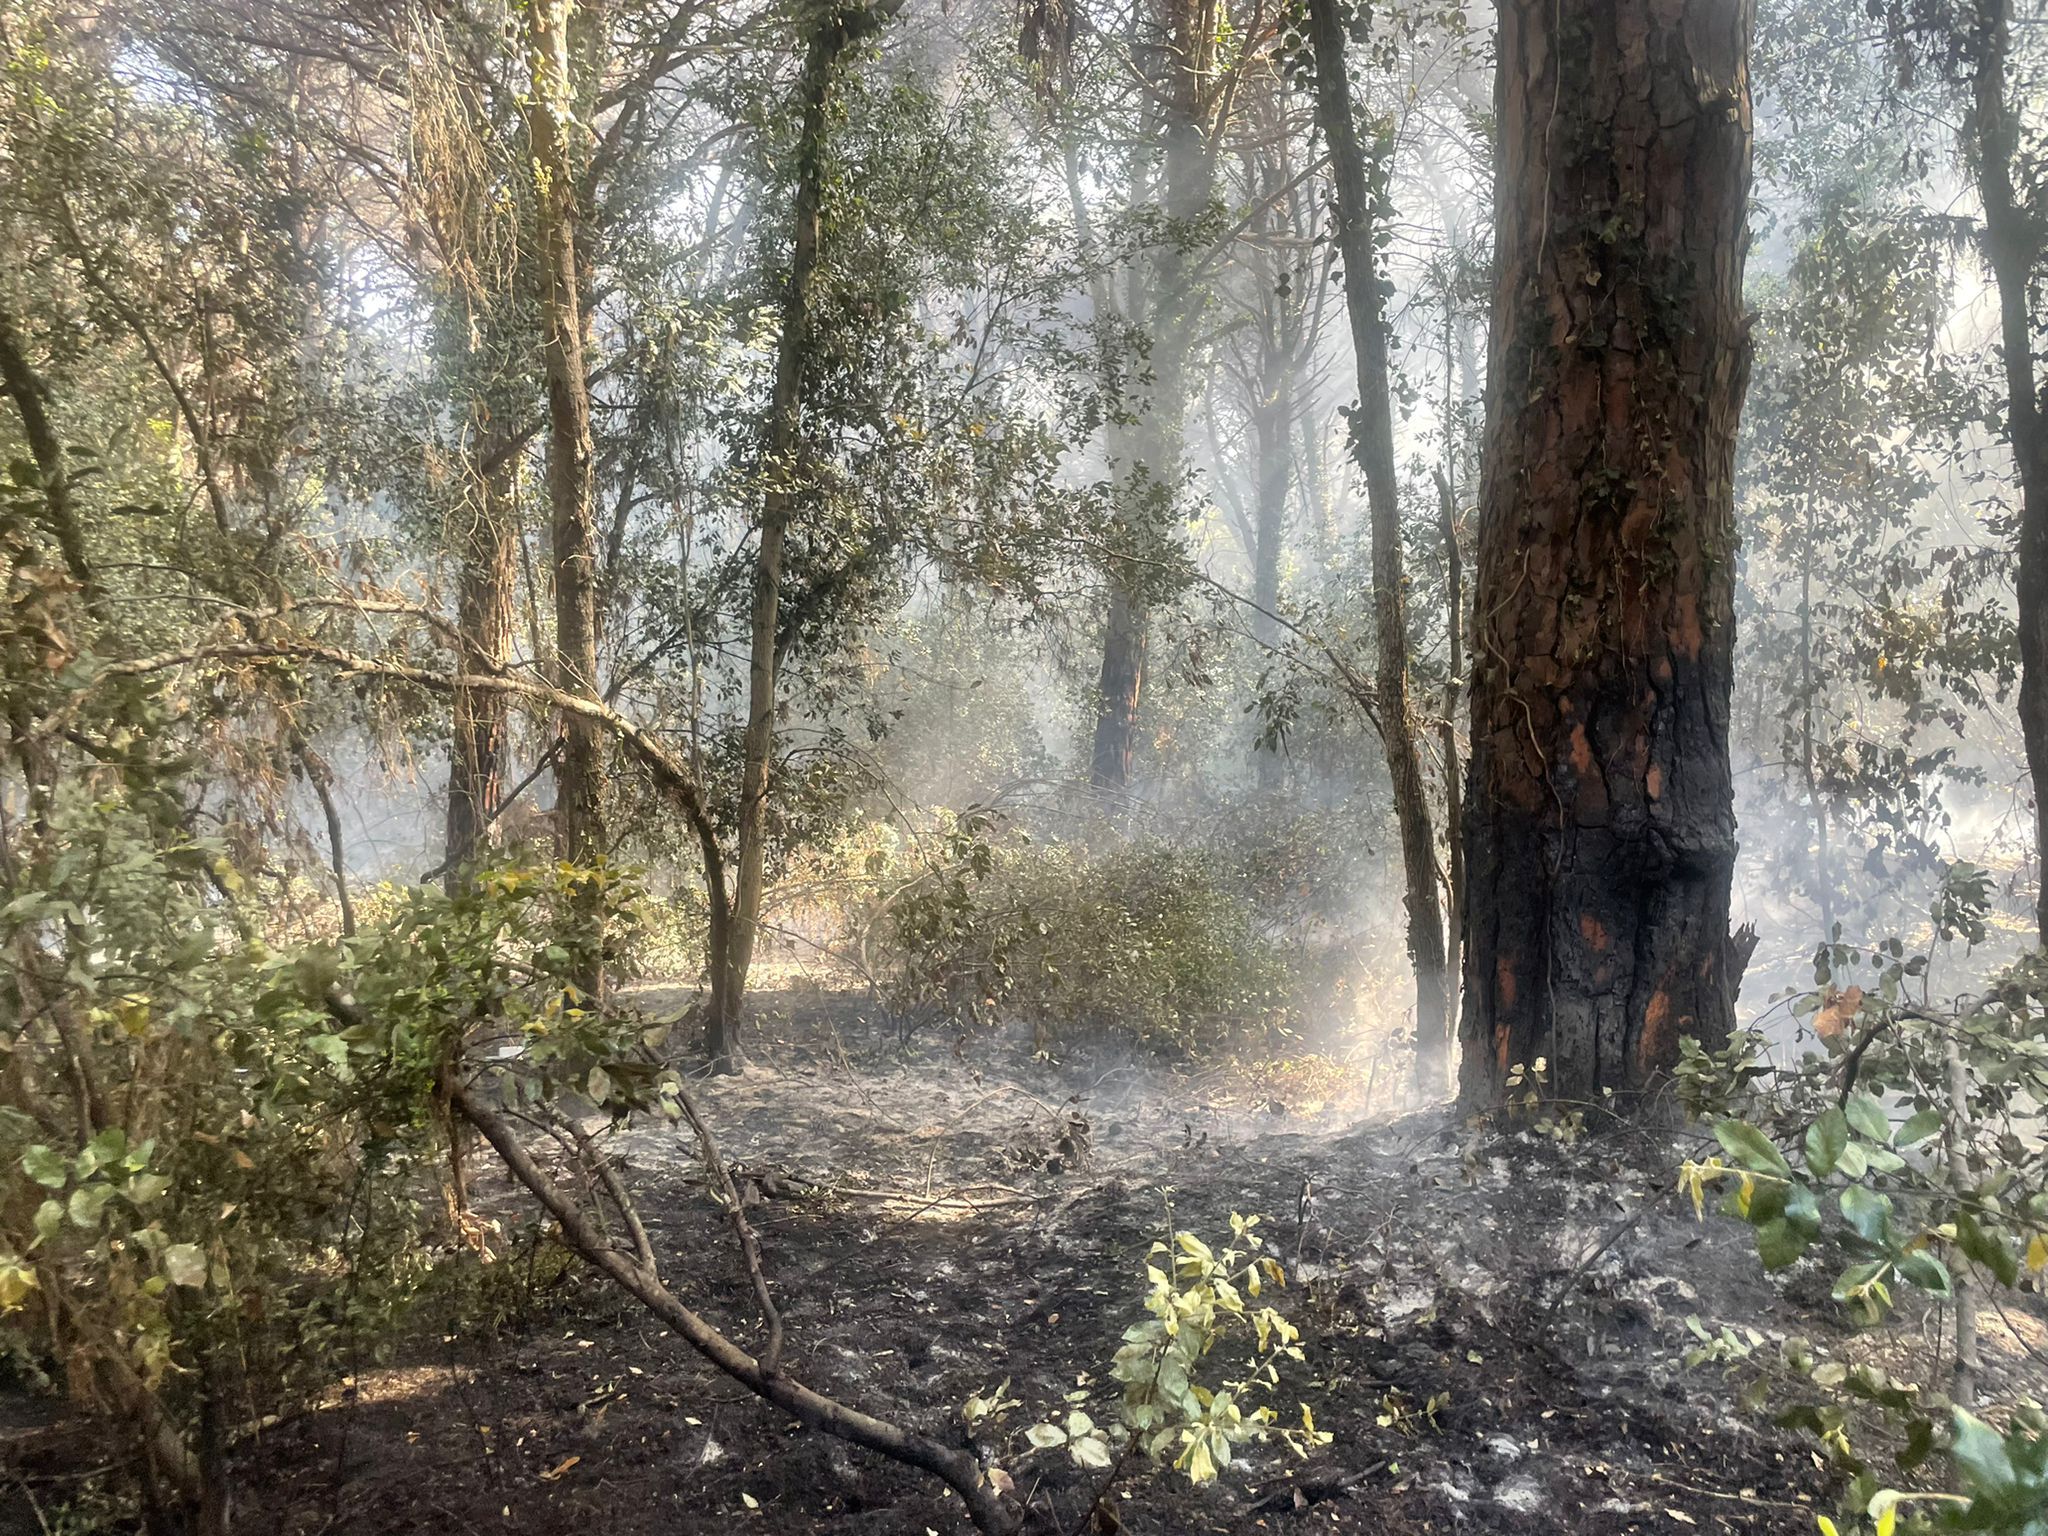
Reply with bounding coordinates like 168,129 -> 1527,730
1251,387 -> 1289,789
1087,0 -> 1216,792
1459,0 -> 1753,1109
707,0 -> 897,1070
527,0 -> 606,986
1969,0 -> 2048,942
1305,0 -> 1451,1096
443,428 -> 519,892
1436,466 -> 1465,1041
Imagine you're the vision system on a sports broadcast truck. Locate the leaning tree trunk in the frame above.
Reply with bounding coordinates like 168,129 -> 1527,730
1459,0 -> 1754,1109
1305,0 -> 1452,1095
1970,0 -> 2048,942
443,427 -> 519,892
707,0 -> 897,1070
527,0 -> 606,987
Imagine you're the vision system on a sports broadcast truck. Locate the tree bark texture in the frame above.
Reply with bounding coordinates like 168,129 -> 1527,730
443,428 -> 519,891
1969,0 -> 2048,942
1459,0 -> 1754,1108
528,0 -> 606,993
1305,0 -> 1452,1094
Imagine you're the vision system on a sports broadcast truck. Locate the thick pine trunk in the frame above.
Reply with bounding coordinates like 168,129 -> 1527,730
1970,0 -> 2048,943
443,431 -> 518,892
1305,0 -> 1452,1094
528,0 -> 606,981
1459,0 -> 1754,1109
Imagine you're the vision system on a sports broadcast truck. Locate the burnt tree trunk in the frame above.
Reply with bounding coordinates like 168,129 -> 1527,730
1969,0 -> 2048,942
1459,0 -> 1754,1109
443,427 -> 519,892
1305,0 -> 1452,1094
528,0 -> 606,987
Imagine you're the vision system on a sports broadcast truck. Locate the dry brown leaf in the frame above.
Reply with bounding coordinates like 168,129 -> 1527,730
539,1454 -> 580,1482
1814,985 -> 1864,1041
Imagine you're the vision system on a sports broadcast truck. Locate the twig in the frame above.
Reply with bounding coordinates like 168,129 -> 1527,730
671,1080 -> 784,1377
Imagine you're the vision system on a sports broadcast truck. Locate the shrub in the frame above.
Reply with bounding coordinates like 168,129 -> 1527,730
870,813 -> 1306,1055
1676,863 -> 2048,1536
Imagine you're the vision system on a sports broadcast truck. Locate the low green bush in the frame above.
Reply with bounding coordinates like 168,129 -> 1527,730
870,812 -> 1307,1055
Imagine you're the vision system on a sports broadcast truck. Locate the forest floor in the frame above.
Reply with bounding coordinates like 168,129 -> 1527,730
22,984 -> 2045,1535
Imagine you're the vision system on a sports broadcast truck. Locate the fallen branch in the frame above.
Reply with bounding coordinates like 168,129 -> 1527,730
671,1081 -> 785,1375
439,1070 -> 1020,1533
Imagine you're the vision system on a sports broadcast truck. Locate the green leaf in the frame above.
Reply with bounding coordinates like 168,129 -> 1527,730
79,1127 -> 127,1176
32,1200 -> 63,1246
1714,1119 -> 1792,1179
307,1034 -> 351,1070
1845,1092 -> 1891,1145
67,1184 -> 116,1229
1954,1210 -> 2020,1288
162,1244 -> 207,1288
1898,1415 -> 1936,1472
1893,1249 -> 1951,1297
20,1146 -> 67,1189
1840,1185 -> 1892,1246
1806,1109 -> 1849,1177
1756,1216 -> 1811,1270
1949,1409 -> 2016,1498
1895,1108 -> 1942,1147
1831,1258 -> 1888,1303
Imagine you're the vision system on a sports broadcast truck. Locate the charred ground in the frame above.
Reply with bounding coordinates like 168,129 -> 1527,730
0,991 -> 1881,1536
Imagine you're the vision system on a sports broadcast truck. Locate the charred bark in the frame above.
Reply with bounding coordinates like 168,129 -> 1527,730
1459,0 -> 1754,1109
1305,0 -> 1452,1094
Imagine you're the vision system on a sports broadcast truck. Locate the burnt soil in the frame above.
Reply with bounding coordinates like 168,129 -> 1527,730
10,990 -> 1863,1534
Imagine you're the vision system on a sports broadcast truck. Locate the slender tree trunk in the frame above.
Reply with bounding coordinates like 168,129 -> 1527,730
444,428 -> 519,891
1088,0 -> 1216,792
1459,0 -> 1754,1109
1943,1030 -> 1980,1411
1305,0 -> 1451,1095
707,0 -> 897,1070
1251,389 -> 1289,789
1798,502 -> 1834,938
527,0 -> 606,989
1970,0 -> 2048,942
1437,466 -> 1465,1040
1298,407 -> 1335,575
